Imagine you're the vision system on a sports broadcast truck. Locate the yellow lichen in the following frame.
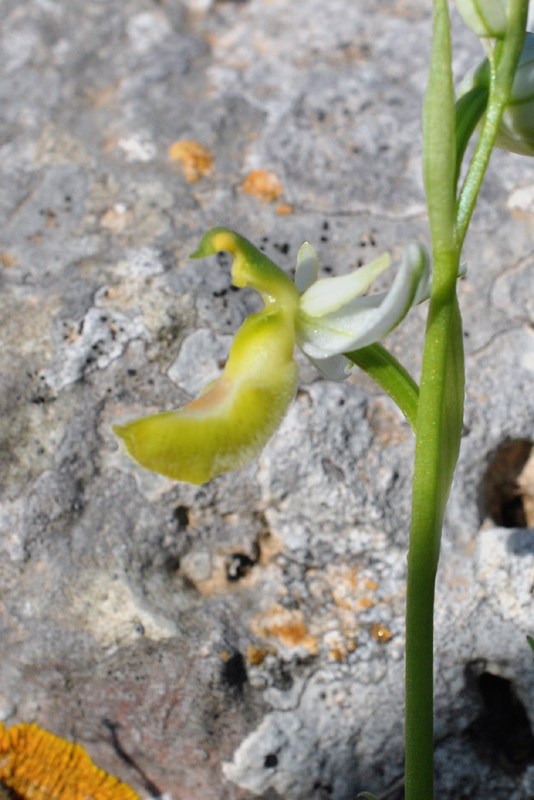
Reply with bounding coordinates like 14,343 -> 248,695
275,203 -> 294,215
251,605 -> 319,654
0,722 -> 141,800
246,644 -> 272,666
168,139 -> 214,182
242,170 -> 283,202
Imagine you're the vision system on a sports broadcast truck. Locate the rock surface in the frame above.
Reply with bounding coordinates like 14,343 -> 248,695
1,0 -> 534,798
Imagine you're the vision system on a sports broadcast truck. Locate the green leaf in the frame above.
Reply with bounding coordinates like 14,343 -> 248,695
436,294 -> 465,523
358,793 -> 380,800
527,635 -> 534,653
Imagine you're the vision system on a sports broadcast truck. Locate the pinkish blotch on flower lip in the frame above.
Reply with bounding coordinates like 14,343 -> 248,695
114,227 -> 430,484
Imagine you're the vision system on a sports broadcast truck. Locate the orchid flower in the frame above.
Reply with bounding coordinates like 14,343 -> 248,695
295,238 -> 429,380
114,228 -> 430,484
456,0 -> 508,38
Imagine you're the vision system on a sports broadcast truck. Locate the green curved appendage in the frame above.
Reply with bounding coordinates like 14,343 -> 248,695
346,343 -> 419,431
191,227 -> 299,310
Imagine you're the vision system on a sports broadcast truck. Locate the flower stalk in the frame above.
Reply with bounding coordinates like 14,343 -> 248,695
405,2 -> 460,796
405,1 -> 528,798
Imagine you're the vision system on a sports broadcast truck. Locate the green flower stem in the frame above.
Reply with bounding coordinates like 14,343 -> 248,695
345,344 -> 419,431
454,84 -> 489,189
456,0 -> 528,250
405,0 -> 459,797
405,2 -> 527,798
406,281 -> 463,800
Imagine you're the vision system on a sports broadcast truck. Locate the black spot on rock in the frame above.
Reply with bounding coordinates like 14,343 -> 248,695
226,553 -> 255,582
221,652 -> 247,692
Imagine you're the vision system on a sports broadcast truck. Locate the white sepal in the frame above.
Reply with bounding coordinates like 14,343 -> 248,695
299,253 -> 390,317
296,241 -> 429,360
295,242 -> 319,292
307,353 -> 353,381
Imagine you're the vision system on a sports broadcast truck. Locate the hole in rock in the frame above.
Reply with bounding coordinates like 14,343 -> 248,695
264,753 -> 278,768
173,505 -> 189,529
480,439 -> 534,527
163,555 -> 181,574
226,553 -> 255,582
0,785 -> 25,800
465,664 -> 534,772
221,651 -> 247,692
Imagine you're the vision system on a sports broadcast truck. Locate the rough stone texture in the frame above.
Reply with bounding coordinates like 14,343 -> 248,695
1,0 -> 534,798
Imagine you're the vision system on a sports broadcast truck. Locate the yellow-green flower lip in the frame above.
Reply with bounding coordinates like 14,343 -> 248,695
114,228 -> 299,484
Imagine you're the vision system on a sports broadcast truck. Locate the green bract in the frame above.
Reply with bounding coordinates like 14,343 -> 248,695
114,228 -> 430,484
456,0 -> 509,38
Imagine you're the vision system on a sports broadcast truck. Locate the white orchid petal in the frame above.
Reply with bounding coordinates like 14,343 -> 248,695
296,242 -> 429,359
297,312 -> 375,359
299,252 -> 390,317
306,353 -> 352,381
295,242 -> 319,293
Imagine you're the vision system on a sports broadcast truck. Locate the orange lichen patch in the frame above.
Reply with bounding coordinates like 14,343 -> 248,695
0,253 -> 17,268
242,170 -> 283,203
84,86 -> 117,109
324,631 -> 356,663
275,203 -> 294,215
251,606 -> 319,654
100,204 -> 131,233
246,644 -> 272,666
0,722 -> 141,800
168,140 -> 214,182
359,598 -> 374,608
329,566 -> 359,610
255,530 -> 284,566
219,651 -> 230,661
365,580 -> 378,591
370,623 -> 393,643
330,642 -> 357,662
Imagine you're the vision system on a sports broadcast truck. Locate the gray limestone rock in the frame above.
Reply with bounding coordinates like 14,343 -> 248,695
2,0 -> 534,798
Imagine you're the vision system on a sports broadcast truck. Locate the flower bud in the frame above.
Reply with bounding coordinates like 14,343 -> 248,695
497,32 -> 534,155
456,0 -> 508,38
459,33 -> 534,156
